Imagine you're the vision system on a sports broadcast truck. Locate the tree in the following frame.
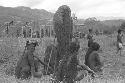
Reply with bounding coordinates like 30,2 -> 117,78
84,17 -> 99,29
53,5 -> 76,82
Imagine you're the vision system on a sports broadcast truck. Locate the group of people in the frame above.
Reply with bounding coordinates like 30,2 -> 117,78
85,28 -> 125,72
14,29 -> 106,82
85,28 -> 125,75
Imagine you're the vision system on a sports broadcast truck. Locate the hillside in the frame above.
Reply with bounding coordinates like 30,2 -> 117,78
76,18 -> 125,33
0,6 -> 125,35
0,6 -> 54,23
102,19 -> 125,27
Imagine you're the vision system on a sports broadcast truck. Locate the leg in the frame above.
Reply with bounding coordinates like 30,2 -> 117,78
116,46 -> 120,54
120,49 -> 122,56
21,66 -> 31,79
15,66 -> 22,79
34,59 -> 40,72
21,66 -> 30,72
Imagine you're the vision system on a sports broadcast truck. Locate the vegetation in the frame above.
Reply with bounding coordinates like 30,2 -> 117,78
1,5 -> 125,83
0,34 -> 124,83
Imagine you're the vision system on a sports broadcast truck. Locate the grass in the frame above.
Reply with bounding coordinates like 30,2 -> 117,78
0,35 -> 125,83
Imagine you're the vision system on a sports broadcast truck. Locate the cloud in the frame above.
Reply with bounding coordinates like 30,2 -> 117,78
0,0 -> 125,18
24,0 -> 44,7
0,0 -> 44,7
32,0 -> 125,18
0,0 -> 24,7
70,0 -> 125,18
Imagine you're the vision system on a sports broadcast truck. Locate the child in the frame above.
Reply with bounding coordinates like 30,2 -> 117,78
85,42 -> 103,74
116,29 -> 124,55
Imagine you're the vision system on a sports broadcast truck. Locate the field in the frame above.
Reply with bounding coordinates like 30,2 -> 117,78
0,34 -> 125,83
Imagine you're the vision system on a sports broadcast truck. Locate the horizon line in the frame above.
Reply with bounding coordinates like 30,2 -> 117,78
0,5 -> 125,21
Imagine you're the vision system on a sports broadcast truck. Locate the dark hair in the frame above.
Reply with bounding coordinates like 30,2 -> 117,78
118,29 -> 122,33
89,29 -> 92,32
26,41 -> 39,48
26,41 -> 29,46
33,41 -> 39,47
90,42 -> 100,51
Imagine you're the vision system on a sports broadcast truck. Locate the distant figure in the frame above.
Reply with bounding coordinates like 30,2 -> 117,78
116,29 -> 124,55
87,29 -> 94,48
15,41 -> 42,80
84,42 -> 103,75
53,35 -> 57,46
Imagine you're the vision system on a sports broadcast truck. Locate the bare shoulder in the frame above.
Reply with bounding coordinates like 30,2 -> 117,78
90,51 -> 98,56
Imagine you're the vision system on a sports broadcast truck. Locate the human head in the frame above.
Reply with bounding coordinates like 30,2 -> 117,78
118,29 -> 122,34
26,41 -> 39,52
89,42 -> 100,51
89,29 -> 92,33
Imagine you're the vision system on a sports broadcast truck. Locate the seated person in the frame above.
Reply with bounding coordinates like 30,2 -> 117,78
15,41 -> 42,80
84,42 -> 103,73
55,41 -> 95,83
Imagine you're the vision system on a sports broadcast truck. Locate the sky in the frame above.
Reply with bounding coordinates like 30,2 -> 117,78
0,0 -> 125,19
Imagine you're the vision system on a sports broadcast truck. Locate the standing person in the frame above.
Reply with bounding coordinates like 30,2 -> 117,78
87,29 -> 94,48
116,29 -> 124,55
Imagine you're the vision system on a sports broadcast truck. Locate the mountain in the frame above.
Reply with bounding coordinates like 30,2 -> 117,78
96,16 -> 125,21
0,5 -> 125,36
75,18 -> 125,34
102,19 -> 125,27
0,6 -> 54,23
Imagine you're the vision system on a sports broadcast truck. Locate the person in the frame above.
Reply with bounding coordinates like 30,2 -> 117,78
87,29 -> 94,48
116,29 -> 124,55
15,41 -> 42,80
84,42 -> 103,75
55,41 -> 95,83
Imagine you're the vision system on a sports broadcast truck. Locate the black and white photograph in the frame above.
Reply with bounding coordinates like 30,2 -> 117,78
0,0 -> 124,83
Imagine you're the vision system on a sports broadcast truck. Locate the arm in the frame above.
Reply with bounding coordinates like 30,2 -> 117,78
95,53 -> 103,67
78,64 -> 96,75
